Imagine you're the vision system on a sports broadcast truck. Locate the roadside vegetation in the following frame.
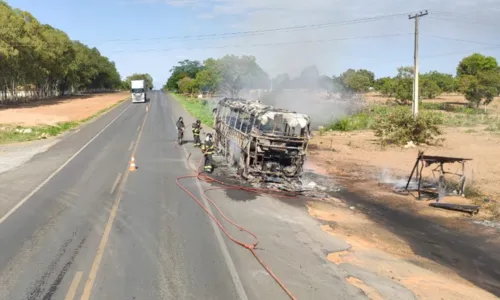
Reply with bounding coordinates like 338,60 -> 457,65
170,93 -> 214,127
321,53 -> 500,146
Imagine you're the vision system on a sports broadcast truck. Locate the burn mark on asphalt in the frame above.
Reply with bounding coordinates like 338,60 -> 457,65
25,230 -> 87,300
41,235 -> 87,300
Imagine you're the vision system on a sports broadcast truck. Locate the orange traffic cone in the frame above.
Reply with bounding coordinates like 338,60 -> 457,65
129,156 -> 137,171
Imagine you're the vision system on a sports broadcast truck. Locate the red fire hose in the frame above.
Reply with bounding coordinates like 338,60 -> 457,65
175,144 -> 298,300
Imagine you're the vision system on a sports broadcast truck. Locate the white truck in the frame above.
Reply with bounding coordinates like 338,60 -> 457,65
131,80 -> 147,103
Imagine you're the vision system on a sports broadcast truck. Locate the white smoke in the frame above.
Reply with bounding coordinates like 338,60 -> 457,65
379,168 -> 417,190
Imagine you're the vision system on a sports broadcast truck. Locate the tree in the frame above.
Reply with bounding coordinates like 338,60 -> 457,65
0,2 -> 122,103
177,77 -> 198,95
165,59 -> 203,91
419,75 -> 442,99
195,59 -> 221,96
124,73 -> 154,90
318,75 -> 332,91
456,54 -> 500,109
457,53 -> 498,77
392,66 -> 414,105
376,77 -> 396,97
215,54 -> 268,97
331,75 -> 347,93
458,71 -> 500,108
339,69 -> 374,93
272,73 -> 291,91
299,65 -> 320,89
424,71 -> 455,93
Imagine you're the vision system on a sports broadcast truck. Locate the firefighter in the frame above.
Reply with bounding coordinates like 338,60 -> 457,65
176,117 -> 185,144
201,133 -> 215,173
192,119 -> 202,147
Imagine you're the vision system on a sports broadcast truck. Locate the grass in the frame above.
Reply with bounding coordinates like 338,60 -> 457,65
420,102 -> 482,114
0,97 -> 127,144
322,105 -> 391,132
442,112 -> 500,127
322,102 -> 500,133
170,93 -> 214,127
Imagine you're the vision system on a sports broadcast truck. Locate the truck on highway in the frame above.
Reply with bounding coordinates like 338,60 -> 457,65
131,80 -> 147,103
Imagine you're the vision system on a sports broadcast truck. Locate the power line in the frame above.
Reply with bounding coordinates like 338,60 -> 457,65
432,10 -> 498,23
420,45 -> 500,59
96,12 -> 410,43
4,12 -> 411,47
428,16 -> 498,28
429,36 -> 500,47
108,33 -> 413,54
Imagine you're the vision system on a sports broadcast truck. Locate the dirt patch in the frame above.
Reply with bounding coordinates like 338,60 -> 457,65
307,199 -> 499,300
0,92 -> 128,126
308,126 -> 500,218
346,277 -> 384,300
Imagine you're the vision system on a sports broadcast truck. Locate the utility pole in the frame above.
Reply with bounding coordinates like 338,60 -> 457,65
409,10 -> 428,117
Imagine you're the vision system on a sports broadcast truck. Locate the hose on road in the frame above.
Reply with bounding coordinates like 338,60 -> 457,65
174,143 -> 298,300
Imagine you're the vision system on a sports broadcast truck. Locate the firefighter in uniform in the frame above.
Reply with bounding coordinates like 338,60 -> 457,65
192,119 -> 202,147
176,117 -> 185,144
201,133 -> 215,173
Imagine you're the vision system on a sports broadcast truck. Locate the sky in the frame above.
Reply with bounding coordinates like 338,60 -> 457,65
8,0 -> 500,88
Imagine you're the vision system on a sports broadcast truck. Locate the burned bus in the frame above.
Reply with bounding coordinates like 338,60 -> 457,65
213,97 -> 311,182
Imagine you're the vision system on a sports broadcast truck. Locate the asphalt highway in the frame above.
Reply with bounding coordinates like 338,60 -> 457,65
0,92 -> 243,300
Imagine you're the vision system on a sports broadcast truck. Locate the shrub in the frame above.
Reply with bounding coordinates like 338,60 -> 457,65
325,105 -> 390,132
372,106 -> 444,146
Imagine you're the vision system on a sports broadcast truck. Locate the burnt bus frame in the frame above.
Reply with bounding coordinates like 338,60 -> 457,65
213,99 -> 310,180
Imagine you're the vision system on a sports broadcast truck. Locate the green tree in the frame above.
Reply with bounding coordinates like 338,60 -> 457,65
458,71 -> 500,108
194,58 -> 221,95
457,53 -> 498,77
378,77 -> 396,97
340,69 -> 374,93
177,77 -> 198,95
165,59 -> 203,91
392,66 -> 414,105
456,54 -> 500,109
124,73 -> 154,90
0,2 -> 122,103
424,71 -> 455,93
419,75 -> 442,99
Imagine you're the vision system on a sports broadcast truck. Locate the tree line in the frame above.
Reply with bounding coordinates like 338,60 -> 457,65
164,55 -> 269,97
165,52 -> 500,110
0,1 -> 124,104
122,73 -> 154,90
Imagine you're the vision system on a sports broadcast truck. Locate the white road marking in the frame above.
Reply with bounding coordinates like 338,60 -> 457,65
110,173 -> 122,194
0,103 -> 132,225
128,141 -> 134,151
170,111 -> 249,300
